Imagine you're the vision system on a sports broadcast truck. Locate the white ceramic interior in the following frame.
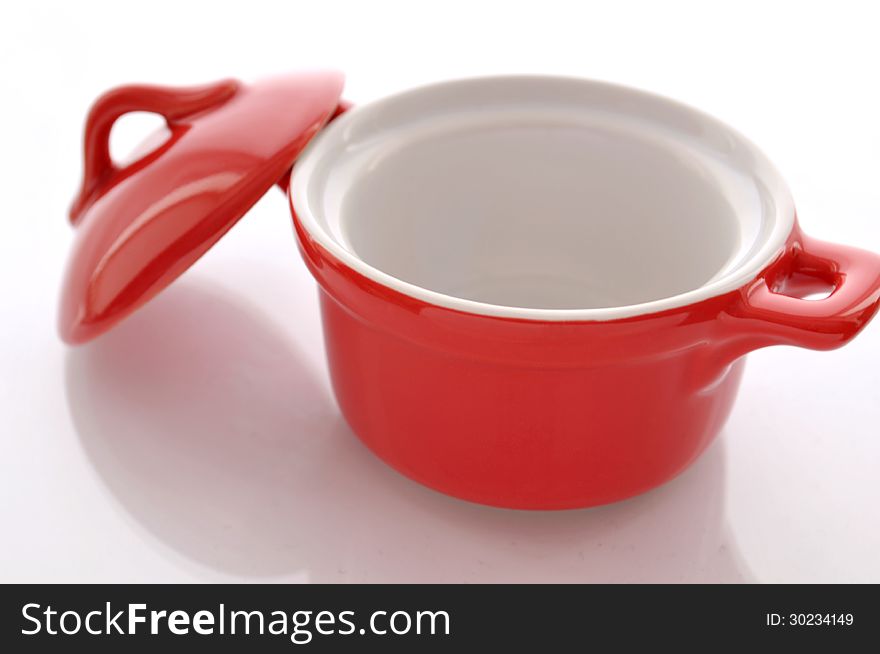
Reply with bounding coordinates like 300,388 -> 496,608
290,76 -> 795,320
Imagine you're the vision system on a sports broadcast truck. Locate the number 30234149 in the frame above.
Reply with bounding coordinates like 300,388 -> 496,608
765,614 -> 854,627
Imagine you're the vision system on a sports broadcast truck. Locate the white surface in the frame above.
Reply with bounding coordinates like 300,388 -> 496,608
1,0 -> 878,583
294,75 -> 792,317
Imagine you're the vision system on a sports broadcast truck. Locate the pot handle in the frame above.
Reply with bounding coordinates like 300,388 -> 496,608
728,231 -> 880,353
69,79 -> 239,224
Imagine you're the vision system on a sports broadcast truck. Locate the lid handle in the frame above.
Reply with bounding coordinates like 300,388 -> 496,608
69,79 -> 240,224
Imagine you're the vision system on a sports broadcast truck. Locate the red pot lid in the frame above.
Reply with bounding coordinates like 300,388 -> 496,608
59,71 -> 344,344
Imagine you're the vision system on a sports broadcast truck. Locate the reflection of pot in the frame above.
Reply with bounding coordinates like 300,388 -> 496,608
59,73 -> 880,509
66,281 -> 754,582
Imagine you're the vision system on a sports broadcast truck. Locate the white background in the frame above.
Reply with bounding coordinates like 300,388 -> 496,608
1,0 -> 878,583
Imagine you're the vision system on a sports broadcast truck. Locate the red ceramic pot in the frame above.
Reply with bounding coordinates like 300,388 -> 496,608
61,74 -> 880,509
288,77 -> 880,508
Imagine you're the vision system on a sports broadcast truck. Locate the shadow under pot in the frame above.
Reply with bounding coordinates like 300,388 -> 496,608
61,73 -> 880,509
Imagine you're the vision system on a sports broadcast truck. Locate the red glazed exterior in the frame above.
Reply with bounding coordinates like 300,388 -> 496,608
292,205 -> 880,509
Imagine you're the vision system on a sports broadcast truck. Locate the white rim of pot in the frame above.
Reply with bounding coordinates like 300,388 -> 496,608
290,75 -> 795,322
